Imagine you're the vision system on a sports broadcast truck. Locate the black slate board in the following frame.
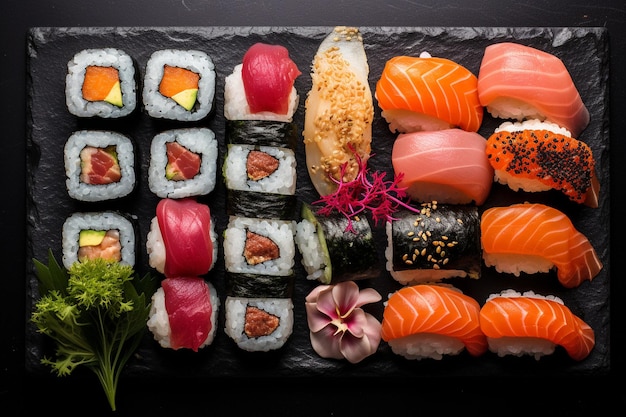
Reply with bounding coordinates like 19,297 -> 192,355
25,26 -> 610,378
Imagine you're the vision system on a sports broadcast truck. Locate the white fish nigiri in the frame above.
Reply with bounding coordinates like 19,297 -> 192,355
303,26 -> 374,196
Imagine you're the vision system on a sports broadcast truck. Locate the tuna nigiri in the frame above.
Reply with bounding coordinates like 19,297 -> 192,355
224,42 -> 301,122
303,26 -> 374,196
480,203 -> 603,288
147,276 -> 220,352
479,290 -> 595,361
381,284 -> 487,360
392,128 -> 494,205
375,52 -> 483,133
477,42 -> 590,137
146,198 -> 218,277
485,119 -> 599,208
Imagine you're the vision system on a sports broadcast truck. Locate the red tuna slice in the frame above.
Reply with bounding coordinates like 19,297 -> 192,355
242,42 -> 301,114
392,129 -> 494,205
80,145 -> 121,184
157,198 -> 213,276
162,277 -> 213,351
165,141 -> 201,181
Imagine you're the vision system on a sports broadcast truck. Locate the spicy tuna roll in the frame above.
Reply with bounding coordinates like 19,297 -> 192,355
224,296 -> 294,352
65,48 -> 137,118
223,216 -> 296,277
61,211 -> 136,269
143,49 -> 216,121
148,128 -> 218,199
223,143 -> 297,219
64,130 -> 136,202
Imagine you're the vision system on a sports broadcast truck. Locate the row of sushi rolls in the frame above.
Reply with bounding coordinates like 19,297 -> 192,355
57,26 -> 602,364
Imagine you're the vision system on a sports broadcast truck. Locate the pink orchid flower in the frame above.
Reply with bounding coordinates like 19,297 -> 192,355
305,281 -> 382,364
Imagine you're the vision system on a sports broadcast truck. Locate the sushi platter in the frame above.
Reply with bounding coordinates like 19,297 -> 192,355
25,26 -> 610,378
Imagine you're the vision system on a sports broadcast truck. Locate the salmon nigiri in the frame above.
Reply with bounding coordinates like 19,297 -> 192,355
381,284 -> 487,360
392,128 -> 494,205
375,52 -> 483,133
480,203 -> 603,288
485,119 -> 600,208
477,42 -> 590,137
479,290 -> 595,361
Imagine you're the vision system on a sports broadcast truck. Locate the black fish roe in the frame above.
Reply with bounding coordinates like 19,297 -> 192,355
486,129 -> 594,203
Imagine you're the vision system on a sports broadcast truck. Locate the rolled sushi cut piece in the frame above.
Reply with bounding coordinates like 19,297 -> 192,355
65,48 -> 137,118
64,130 -> 136,202
223,216 -> 296,277
384,203 -> 481,285
148,127 -> 218,199
225,120 -> 299,149
143,49 -> 216,121
224,296 -> 294,352
147,277 -> 220,352
62,211 -> 136,269
294,203 -> 380,284
146,198 -> 217,277
223,143 -> 297,220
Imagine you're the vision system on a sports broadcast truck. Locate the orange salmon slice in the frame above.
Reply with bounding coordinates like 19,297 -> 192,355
159,65 -> 200,97
82,65 -> 120,102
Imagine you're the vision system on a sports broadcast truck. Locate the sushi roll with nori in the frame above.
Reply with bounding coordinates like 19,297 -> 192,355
147,277 -> 220,352
223,143 -> 297,220
143,49 -> 216,121
61,211 -> 136,269
294,203 -> 380,284
223,216 -> 296,277
64,130 -> 136,202
384,203 -> 481,285
146,198 -> 218,277
148,128 -> 218,199
224,296 -> 294,352
65,48 -> 137,118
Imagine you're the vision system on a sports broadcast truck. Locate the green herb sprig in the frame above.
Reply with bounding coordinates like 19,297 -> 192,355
31,250 -> 155,411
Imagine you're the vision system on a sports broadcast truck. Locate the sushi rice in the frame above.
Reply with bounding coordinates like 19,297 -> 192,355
148,127 -> 218,199
61,211 -> 136,269
65,48 -> 137,118
64,130 -> 136,202
143,49 -> 216,121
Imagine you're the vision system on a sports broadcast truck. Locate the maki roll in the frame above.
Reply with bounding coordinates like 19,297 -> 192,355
223,143 -> 297,220
223,296 -> 294,352
65,48 -> 137,118
143,49 -> 216,121
64,130 -> 136,202
223,216 -> 296,277
61,211 -> 136,269
147,277 -> 220,352
294,203 -> 380,284
148,128 -> 218,199
146,198 -> 217,277
385,203 -> 481,285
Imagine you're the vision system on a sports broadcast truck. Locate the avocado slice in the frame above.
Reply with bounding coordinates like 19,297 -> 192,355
79,229 -> 107,247
171,88 -> 198,111
104,81 -> 123,107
